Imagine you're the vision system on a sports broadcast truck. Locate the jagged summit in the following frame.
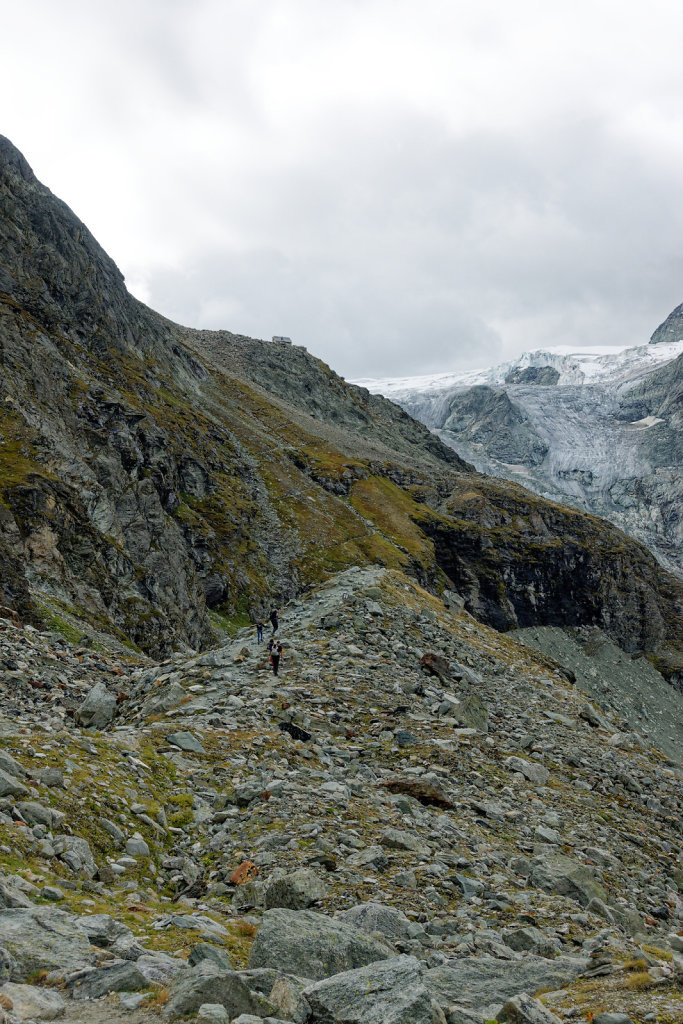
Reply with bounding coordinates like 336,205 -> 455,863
651,301 -> 683,345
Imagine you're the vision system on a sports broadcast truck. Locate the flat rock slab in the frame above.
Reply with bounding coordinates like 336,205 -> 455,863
0,982 -> 66,1020
424,955 -> 586,1010
67,961 -> 148,1000
167,731 -> 205,753
0,907 -> 94,981
296,954 -> 436,1024
248,908 -> 393,981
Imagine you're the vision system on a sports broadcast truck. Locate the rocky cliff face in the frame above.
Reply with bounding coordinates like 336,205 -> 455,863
1,135 -> 682,687
650,302 -> 683,346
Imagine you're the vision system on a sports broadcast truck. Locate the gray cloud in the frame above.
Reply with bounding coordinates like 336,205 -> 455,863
4,1 -> 683,377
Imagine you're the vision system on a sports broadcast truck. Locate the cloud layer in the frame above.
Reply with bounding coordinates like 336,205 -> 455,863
4,1 -> 683,376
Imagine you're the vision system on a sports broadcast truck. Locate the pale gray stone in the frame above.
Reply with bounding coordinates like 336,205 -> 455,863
67,961 -> 147,999
248,909 -> 393,981
296,954 -> 436,1024
0,907 -> 93,980
0,981 -> 66,1020
530,855 -> 608,907
496,992 -> 562,1023
264,868 -> 328,910
75,682 -> 116,729
163,962 -> 276,1020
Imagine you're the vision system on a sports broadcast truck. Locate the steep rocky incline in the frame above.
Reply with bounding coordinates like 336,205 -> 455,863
1,134 -> 682,690
0,571 -> 679,1023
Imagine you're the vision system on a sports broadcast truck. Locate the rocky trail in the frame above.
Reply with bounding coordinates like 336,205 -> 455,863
0,568 -> 679,1023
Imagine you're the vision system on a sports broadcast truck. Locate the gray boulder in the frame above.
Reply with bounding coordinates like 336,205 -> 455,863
530,855 -> 608,907
232,1018 -> 292,1024
264,869 -> 328,910
296,954 -> 437,1024
248,909 -> 393,981
0,907 -> 93,980
336,902 -> 413,943
52,835 -> 97,878
163,962 -> 276,1020
0,880 -> 33,910
504,757 -> 549,786
497,993 -> 562,1023
78,913 -> 135,948
0,769 -> 28,799
189,943 -> 235,971
196,1005 -> 231,1024
67,961 -> 147,999
451,694 -> 489,733
0,751 -> 26,778
424,955 -> 586,1011
75,682 -> 116,729
167,731 -> 205,753
0,981 -> 66,1020
142,680 -> 186,717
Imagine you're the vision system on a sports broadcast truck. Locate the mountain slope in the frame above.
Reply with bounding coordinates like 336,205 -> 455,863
0,135 -> 682,689
359,340 -> 683,581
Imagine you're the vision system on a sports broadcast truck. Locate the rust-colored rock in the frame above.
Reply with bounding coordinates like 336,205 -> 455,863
229,860 -> 259,886
381,776 -> 453,809
420,652 -> 451,683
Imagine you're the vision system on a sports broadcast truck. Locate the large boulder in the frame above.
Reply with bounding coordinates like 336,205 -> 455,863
504,757 -> 549,787
423,955 -> 586,1012
248,909 -> 393,981
296,955 -> 438,1024
497,992 -> 562,1023
163,962 -> 276,1020
52,836 -> 97,878
0,769 -> 28,799
66,961 -> 147,1000
336,902 -> 413,943
0,907 -> 93,981
264,869 -> 328,910
0,982 -> 66,1020
530,855 -> 608,907
451,693 -> 489,732
78,913 -> 135,948
75,682 -> 116,729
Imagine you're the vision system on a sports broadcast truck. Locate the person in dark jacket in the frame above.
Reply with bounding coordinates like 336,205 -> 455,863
256,620 -> 264,643
270,640 -> 283,676
269,608 -> 279,634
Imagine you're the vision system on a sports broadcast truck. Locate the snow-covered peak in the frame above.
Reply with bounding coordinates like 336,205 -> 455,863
353,340 -> 683,398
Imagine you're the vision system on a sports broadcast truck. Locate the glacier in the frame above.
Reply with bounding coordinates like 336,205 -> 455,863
353,340 -> 683,576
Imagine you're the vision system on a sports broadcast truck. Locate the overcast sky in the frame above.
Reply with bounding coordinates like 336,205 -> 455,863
4,1 -> 683,378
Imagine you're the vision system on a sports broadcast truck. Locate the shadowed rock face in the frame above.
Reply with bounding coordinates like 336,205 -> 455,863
505,365 -> 560,385
650,303 -> 683,346
442,386 -> 549,466
0,134 -> 682,680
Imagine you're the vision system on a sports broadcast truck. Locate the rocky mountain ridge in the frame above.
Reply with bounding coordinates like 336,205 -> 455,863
1,135 -> 682,692
357,339 -> 683,579
0,569 -> 679,1023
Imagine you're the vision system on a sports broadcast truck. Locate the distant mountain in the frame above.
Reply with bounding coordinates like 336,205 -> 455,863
1,134 -> 682,689
357,339 -> 683,579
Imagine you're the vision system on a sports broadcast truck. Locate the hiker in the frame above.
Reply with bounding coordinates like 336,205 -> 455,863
271,640 -> 283,676
256,619 -> 264,643
269,607 -> 279,634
